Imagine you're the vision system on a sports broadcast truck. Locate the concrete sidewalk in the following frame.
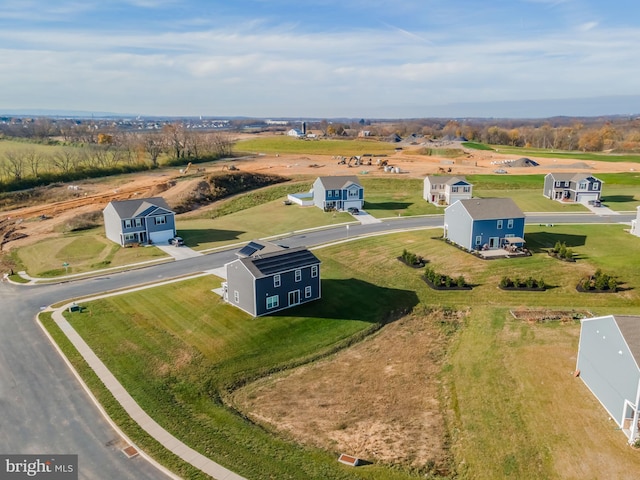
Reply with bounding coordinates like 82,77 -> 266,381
48,279 -> 246,480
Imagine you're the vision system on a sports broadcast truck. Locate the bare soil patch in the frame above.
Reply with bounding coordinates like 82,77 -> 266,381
510,308 -> 592,323
232,311 -> 462,475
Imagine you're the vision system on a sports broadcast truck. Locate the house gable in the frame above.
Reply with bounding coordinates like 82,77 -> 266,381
577,315 -> 640,442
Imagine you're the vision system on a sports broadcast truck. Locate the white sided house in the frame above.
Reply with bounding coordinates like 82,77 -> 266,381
631,206 -> 640,237
424,175 -> 473,206
576,314 -> 640,444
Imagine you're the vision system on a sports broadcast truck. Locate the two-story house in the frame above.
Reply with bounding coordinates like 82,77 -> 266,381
424,175 -> 473,206
103,197 -> 176,246
444,198 -> 526,251
223,240 -> 321,317
543,173 -> 603,204
312,176 -> 364,211
577,314 -> 640,444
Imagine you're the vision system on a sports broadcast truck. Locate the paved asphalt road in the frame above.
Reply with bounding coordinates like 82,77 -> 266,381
0,212 -> 633,478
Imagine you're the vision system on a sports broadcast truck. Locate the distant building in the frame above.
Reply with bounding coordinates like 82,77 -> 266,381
287,128 -> 304,137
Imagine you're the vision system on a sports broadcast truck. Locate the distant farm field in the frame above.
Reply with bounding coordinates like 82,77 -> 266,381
51,224 -> 640,479
234,136 -> 397,156
490,145 -> 640,163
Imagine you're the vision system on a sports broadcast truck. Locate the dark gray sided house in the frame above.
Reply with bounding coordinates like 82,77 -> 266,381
312,175 -> 364,211
103,197 -> 176,246
223,240 -> 321,317
444,198 -> 526,251
543,172 -> 603,204
576,315 -> 640,444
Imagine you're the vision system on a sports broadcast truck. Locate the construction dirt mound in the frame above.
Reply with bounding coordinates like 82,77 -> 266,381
506,157 -> 539,168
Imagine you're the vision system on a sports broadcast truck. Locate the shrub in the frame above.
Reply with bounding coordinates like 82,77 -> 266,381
499,276 -> 511,288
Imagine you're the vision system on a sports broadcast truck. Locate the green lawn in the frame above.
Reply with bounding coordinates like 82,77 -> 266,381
61,263 -> 421,480
46,224 -> 640,479
16,230 -> 167,276
234,136 -> 397,156
483,145 -> 640,163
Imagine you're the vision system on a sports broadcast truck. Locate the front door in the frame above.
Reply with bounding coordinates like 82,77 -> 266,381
288,290 -> 300,306
489,237 -> 499,249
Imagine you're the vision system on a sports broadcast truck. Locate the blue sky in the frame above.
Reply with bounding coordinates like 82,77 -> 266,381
1,0 -> 639,118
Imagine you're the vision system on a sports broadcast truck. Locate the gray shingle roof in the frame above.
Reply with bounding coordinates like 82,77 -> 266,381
425,175 -> 471,186
106,197 -> 173,219
317,176 -> 361,190
458,198 -> 524,220
547,172 -> 603,183
615,315 -> 640,365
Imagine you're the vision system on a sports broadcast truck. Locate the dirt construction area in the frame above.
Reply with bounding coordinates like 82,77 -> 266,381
1,142 -> 638,253
232,311 -> 461,474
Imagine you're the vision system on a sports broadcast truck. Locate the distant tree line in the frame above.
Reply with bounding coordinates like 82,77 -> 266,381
306,116 -> 640,153
0,121 -> 235,192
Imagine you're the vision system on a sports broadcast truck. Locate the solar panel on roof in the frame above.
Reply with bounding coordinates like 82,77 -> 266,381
238,241 -> 265,257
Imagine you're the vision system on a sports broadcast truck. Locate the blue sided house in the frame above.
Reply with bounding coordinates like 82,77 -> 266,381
577,314 -> 640,444
103,196 -> 176,246
444,198 -> 526,251
312,175 -> 364,211
223,240 -> 321,317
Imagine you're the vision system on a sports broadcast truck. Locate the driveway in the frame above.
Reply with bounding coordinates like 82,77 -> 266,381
353,210 -> 382,224
156,244 -> 204,260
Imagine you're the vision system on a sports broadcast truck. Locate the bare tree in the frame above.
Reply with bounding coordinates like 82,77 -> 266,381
141,133 -> 165,167
51,148 -> 80,174
23,148 -> 43,178
3,150 -> 25,181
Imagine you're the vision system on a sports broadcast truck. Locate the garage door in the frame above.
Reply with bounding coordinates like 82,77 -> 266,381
343,200 -> 362,210
577,193 -> 599,204
149,229 -> 175,244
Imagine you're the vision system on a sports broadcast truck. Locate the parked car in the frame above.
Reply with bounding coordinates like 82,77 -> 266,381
347,207 -> 359,215
169,236 -> 184,246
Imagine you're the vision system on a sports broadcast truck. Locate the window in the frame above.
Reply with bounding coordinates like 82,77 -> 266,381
593,182 -> 600,190
475,236 -> 482,246
578,182 -> 587,190
451,186 -> 458,193
555,181 -> 561,187
295,269 -> 302,282
348,188 -> 359,199
155,216 -> 166,225
273,274 -> 281,287
134,218 -> 143,227
311,265 -> 318,278
233,291 -> 239,303
507,219 -> 514,229
497,220 -> 503,229
266,295 -> 279,309
305,286 -> 312,298
124,219 -> 132,228
124,233 -> 136,241
463,186 -> 470,193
